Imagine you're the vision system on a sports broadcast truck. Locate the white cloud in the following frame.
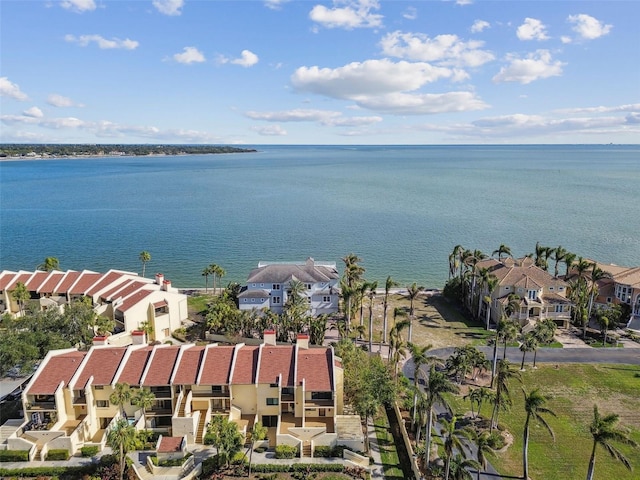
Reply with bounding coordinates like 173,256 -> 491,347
568,14 -> 612,40
470,20 -> 490,33
152,0 -> 184,16
309,0 -> 383,29
554,103 -> 640,115
252,125 -> 288,136
0,77 -> 29,101
493,50 -> 564,84
23,107 -> 44,118
516,18 -> 549,41
231,50 -> 259,67
246,108 -> 382,126
355,91 -> 487,115
380,31 -> 494,68
47,93 -> 83,107
60,0 -> 96,13
64,34 -> 139,50
456,0 -> 473,5
560,36 -> 572,44
403,7 -> 417,20
264,0 -> 290,10
173,47 -> 206,64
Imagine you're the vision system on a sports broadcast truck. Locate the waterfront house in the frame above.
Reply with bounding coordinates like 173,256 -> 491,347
238,258 -> 340,316
589,262 -> 640,330
2,332 -> 354,459
0,269 -> 187,342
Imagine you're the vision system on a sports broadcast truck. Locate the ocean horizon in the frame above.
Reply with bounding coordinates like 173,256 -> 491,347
1,144 -> 639,288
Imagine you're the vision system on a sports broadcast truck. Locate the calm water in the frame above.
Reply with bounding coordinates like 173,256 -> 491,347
1,145 -> 639,288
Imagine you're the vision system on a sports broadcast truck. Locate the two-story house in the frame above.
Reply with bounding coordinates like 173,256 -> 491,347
238,258 -> 340,316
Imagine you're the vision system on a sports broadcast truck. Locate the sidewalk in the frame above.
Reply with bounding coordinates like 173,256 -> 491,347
367,419 -> 384,479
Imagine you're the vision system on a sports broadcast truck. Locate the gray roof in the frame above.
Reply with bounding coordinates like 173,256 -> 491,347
246,261 -> 339,284
238,289 -> 270,298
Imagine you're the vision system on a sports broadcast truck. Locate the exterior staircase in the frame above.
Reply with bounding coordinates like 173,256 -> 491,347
302,441 -> 311,457
34,445 -> 43,461
195,411 -> 207,443
178,395 -> 188,417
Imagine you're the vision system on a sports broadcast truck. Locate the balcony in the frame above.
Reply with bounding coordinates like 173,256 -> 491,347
27,401 -> 56,411
192,388 -> 229,398
304,398 -> 333,407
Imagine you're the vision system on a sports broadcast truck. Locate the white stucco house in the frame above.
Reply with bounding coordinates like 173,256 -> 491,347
238,258 -> 340,316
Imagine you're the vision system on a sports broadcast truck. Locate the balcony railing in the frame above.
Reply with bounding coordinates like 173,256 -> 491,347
27,402 -> 56,411
304,398 -> 333,407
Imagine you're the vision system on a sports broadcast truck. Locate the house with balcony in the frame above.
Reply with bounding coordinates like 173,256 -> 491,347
238,258 -> 340,316
0,269 -> 187,342
589,262 -> 640,330
474,257 -> 573,329
2,330 -> 353,460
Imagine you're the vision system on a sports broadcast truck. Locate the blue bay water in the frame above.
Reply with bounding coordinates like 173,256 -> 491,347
1,145 -> 638,288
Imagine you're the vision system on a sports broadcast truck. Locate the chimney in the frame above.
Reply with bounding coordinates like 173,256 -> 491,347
92,336 -> 108,346
306,257 -> 315,271
296,334 -> 309,349
132,330 -> 146,345
163,280 -> 172,292
155,273 -> 164,285
264,329 -> 276,346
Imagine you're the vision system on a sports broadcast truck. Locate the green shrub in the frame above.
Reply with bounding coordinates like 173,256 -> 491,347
80,446 -> 99,457
0,465 -> 96,478
0,450 -> 30,462
46,449 -> 69,461
487,431 -> 506,450
274,444 -> 297,459
314,445 -> 333,457
251,463 -> 344,473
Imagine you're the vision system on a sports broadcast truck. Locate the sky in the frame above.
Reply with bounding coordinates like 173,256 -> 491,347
1,0 -> 638,145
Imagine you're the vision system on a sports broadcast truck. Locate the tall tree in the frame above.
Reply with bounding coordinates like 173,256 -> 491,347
210,264 -> 226,295
522,388 -> 556,480
468,429 -> 493,480
202,265 -> 212,293
440,416 -> 471,480
449,245 -> 464,280
247,421 -> 268,477
492,244 -> 512,261
423,365 -> 459,468
563,251 -> 577,278
587,264 -> 611,320
130,387 -> 156,429
519,332 -> 538,370
382,275 -> 398,344
491,360 -> 521,431
138,251 -> 151,277
408,342 -> 435,428
11,281 -> 29,316
38,256 -> 60,272
366,281 -> 377,351
106,418 -> 137,480
586,405 -> 638,480
109,382 -> 131,420
406,283 -> 424,342
552,246 -> 567,278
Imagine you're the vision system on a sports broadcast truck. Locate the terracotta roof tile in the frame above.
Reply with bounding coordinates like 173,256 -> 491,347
173,346 -> 205,385
28,351 -> 87,395
86,271 -> 128,296
297,348 -> 333,391
74,347 -> 127,389
24,272 -> 49,291
38,272 -> 65,294
118,346 -> 153,386
69,272 -> 102,295
142,346 -> 181,386
158,437 -> 183,453
104,281 -> 146,302
0,272 -> 18,291
6,273 -> 32,290
56,271 -> 82,293
258,345 -> 295,386
116,290 -> 154,313
199,346 -> 235,385
230,346 -> 259,384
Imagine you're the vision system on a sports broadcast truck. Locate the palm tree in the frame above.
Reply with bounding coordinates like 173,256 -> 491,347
448,453 -> 481,480
130,387 -> 156,428
11,281 -> 29,316
202,265 -> 212,293
586,405 -> 638,480
107,418 -> 137,480
109,382 -> 131,419
37,256 -> 60,272
382,275 -> 398,344
519,332 -> 538,370
501,319 -> 520,360
491,359 -> 521,431
247,421 -> 268,477
406,283 -> 424,342
408,342 -> 434,428
423,365 -> 460,468
552,246 -> 567,278
492,244 -> 512,261
449,245 -> 464,280
522,388 -> 556,480
209,264 -> 226,295
587,264 -> 611,320
468,429 -> 493,480
367,281 -> 377,352
532,319 -> 556,367
563,251 -> 577,278
138,251 -> 151,277
440,416 -> 471,480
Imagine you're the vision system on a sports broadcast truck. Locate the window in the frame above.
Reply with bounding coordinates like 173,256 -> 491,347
272,284 -> 280,290
311,392 -> 332,400
251,298 -> 255,303
322,296 -> 331,303
96,400 -> 109,408
549,287 -> 554,291
555,305 -> 564,313
606,297 -> 612,303
282,387 -> 294,395
527,290 -> 537,300
266,398 -> 279,406
559,287 -> 564,291
319,408 -> 326,417
94,385 -> 104,390
260,283 -> 264,287
272,296 -> 281,304
305,283 -> 312,290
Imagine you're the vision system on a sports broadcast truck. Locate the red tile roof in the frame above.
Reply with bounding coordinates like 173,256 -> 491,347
116,290 -> 154,313
86,271 -> 127,296
258,345 -> 295,386
297,348 -> 333,391
38,272 -> 65,294
69,272 -> 102,295
74,347 -> 127,389
117,346 -> 153,386
6,273 -> 31,290
142,346 -> 181,386
55,271 -> 82,293
103,280 -> 146,302
199,346 -> 235,385
28,351 -> 87,395
24,272 -> 49,291
173,346 -> 205,385
158,436 -> 183,453
0,272 -> 17,291
230,346 -> 259,384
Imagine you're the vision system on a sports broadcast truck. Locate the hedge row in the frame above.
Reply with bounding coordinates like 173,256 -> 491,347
274,444 -> 297,459
0,465 -> 96,478
80,445 -> 100,457
0,450 -> 30,462
46,449 -> 70,461
251,463 -> 344,473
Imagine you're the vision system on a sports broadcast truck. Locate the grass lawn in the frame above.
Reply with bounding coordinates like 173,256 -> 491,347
373,410 -> 405,480
447,363 -> 640,480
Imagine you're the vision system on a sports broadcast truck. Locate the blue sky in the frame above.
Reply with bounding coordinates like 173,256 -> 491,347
1,0 -> 638,145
